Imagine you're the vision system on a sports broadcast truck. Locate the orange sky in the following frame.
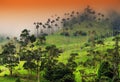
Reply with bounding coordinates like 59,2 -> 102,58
0,0 -> 119,13
0,0 -> 120,36
0,0 -> 120,11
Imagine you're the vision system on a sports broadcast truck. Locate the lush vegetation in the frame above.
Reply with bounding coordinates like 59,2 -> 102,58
0,6 -> 120,82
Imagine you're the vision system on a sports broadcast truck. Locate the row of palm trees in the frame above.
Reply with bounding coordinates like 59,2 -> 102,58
33,6 -> 110,37
33,16 -> 61,36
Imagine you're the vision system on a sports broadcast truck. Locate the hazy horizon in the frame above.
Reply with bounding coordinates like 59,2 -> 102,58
0,0 -> 120,37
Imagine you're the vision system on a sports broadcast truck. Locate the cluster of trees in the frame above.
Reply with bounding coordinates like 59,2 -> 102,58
60,6 -> 110,36
30,6 -> 110,37
31,6 -> 120,40
0,29 -> 46,82
79,35 -> 120,82
0,29 -> 79,82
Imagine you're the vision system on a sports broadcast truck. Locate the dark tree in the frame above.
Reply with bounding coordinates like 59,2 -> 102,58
20,29 -> 30,46
0,42 -> 19,76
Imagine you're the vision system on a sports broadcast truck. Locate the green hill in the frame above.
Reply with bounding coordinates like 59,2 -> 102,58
0,20 -> 119,82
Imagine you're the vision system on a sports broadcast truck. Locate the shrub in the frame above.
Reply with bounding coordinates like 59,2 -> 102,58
15,78 -> 21,82
73,31 -> 82,36
73,31 -> 87,36
81,32 -> 87,36
60,32 -> 70,36
4,74 -> 8,77
96,40 -> 104,45
60,75 -> 75,82
0,69 -> 2,73
44,64 -> 75,82
13,73 -> 19,78
84,43 -> 90,47
73,32 -> 78,36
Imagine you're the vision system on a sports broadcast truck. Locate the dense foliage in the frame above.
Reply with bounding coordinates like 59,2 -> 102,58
0,6 -> 120,82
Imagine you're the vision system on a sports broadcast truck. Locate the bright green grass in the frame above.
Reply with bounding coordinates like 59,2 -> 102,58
0,77 -> 16,82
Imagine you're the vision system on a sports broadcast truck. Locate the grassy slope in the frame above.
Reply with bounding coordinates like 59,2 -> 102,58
45,21 -> 115,82
0,21 -> 117,82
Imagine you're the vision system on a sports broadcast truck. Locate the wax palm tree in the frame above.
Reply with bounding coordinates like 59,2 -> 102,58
38,22 -> 43,33
47,18 -> 51,24
92,11 -> 96,15
64,13 -> 67,16
55,23 -> 60,31
67,18 -> 70,21
51,20 -> 55,34
76,11 -> 79,15
34,22 -> 40,37
70,14 -> 73,17
61,18 -> 67,31
55,24 -> 58,27
98,18 -> 101,21
98,13 -> 101,16
48,25 -> 52,34
101,14 -> 104,17
71,11 -> 75,15
55,16 -> 60,21
56,18 -> 59,21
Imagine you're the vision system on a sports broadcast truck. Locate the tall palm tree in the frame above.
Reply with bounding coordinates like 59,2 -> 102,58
101,14 -> 104,17
51,20 -> 55,34
76,11 -> 79,16
38,22 -> 43,35
71,11 -> 75,15
61,18 -> 67,32
67,18 -> 70,21
101,14 -> 105,20
92,11 -> 95,15
47,18 -> 51,24
64,13 -> 67,16
55,23 -> 59,31
70,14 -> 73,17
98,13 -> 101,16
42,24 -> 47,34
34,22 -> 39,37
48,25 -> 52,34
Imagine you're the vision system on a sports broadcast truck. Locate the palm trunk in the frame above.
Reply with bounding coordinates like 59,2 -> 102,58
37,61 -> 40,82
10,67 -> 12,76
51,28 -> 54,34
28,69 -> 31,81
49,28 -> 51,34
38,68 -> 40,82
37,29 -> 39,37
9,61 -> 12,76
